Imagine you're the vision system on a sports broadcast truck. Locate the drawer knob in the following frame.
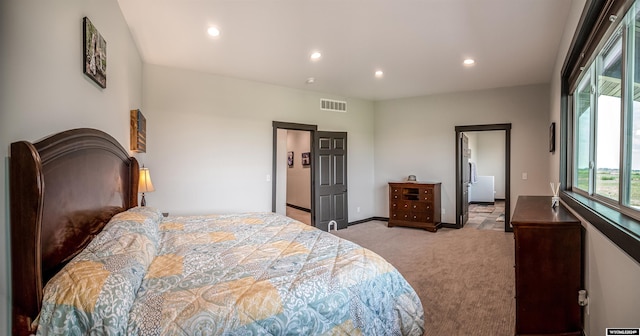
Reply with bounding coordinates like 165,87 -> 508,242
404,204 -> 408,208
413,205 -> 417,209
394,195 -> 398,199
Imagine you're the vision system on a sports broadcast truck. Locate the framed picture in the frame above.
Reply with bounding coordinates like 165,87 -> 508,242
130,109 -> 146,153
287,151 -> 294,167
83,17 -> 107,88
549,122 -> 556,153
302,152 -> 310,166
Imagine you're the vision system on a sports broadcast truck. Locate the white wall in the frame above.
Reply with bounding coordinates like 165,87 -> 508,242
0,0 -> 143,333
475,131 -> 506,199
374,84 -> 552,223
286,130 -> 311,209
141,64 -> 376,220
549,0 -> 640,333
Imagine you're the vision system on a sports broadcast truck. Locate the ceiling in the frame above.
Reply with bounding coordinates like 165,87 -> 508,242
117,0 -> 573,101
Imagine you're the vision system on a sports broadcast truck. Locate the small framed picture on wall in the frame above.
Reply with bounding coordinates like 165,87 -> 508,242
549,122 -> 556,153
287,151 -> 294,167
83,17 -> 107,88
130,109 -> 146,153
302,152 -> 310,166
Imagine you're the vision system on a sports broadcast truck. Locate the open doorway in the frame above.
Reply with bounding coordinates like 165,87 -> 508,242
272,121 -> 349,231
272,122 -> 317,226
283,129 -> 312,224
455,124 -> 512,232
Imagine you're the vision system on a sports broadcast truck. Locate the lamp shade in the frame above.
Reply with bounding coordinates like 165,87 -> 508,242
138,167 -> 155,193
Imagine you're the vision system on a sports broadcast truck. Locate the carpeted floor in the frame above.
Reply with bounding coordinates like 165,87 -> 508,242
333,221 -> 515,336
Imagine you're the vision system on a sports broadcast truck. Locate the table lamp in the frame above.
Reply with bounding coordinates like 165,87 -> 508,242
138,166 -> 155,206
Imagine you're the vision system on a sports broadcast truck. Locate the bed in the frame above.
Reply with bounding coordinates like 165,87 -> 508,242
9,128 -> 424,335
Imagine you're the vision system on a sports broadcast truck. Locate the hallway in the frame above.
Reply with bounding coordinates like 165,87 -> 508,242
286,205 -> 311,225
466,200 -> 505,231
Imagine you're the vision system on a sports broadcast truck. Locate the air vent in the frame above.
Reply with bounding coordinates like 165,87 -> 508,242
320,98 -> 347,112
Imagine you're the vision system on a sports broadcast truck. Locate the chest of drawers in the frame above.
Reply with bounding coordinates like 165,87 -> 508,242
388,182 -> 441,232
511,196 -> 583,335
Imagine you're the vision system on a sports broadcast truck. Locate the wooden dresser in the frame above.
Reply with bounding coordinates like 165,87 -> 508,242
511,196 -> 583,336
388,182 -> 441,232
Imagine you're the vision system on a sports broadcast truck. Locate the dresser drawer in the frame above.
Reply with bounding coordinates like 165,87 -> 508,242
393,211 -> 413,221
390,186 -> 402,195
392,211 -> 434,223
396,201 -> 433,211
412,212 -> 434,223
420,188 -> 434,201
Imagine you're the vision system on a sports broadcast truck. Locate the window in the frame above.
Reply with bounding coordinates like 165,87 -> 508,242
572,8 -> 631,211
563,0 -> 640,264
595,31 -> 622,201
626,6 -> 640,208
574,69 -> 592,193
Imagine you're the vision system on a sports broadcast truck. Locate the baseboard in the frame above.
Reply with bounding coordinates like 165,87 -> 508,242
286,203 -> 310,213
469,201 -> 495,205
348,217 -> 387,226
348,217 -> 458,230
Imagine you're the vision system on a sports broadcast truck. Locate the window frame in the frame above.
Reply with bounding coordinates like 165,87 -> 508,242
562,0 -> 640,264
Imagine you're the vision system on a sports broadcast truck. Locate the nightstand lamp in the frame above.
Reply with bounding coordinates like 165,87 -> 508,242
138,166 -> 155,206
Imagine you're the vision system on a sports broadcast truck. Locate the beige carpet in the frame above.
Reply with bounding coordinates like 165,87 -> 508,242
333,221 -> 515,336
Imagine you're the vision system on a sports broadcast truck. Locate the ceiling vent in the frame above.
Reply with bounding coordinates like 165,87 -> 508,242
320,98 -> 347,112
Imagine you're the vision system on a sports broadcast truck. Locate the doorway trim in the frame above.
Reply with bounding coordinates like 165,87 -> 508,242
455,123 -> 512,232
272,121 -> 318,224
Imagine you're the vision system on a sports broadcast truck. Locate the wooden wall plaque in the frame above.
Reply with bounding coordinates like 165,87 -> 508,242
130,109 -> 146,153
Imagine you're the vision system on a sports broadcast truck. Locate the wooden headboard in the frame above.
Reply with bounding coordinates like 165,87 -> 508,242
9,128 -> 139,335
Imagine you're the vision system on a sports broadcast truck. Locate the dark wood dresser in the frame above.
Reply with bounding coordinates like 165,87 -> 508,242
388,182 -> 441,232
511,196 -> 583,336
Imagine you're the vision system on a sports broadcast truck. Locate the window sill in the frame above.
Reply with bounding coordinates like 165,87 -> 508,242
561,191 -> 640,264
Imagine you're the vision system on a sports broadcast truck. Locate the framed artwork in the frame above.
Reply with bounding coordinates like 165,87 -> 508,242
287,151 -> 294,167
302,152 -> 310,166
130,109 -> 146,153
83,17 -> 107,88
549,122 -> 556,153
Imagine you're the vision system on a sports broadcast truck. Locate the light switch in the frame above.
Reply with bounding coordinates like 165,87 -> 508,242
522,172 -> 528,180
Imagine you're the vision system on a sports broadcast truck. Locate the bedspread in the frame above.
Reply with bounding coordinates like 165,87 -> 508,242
37,208 -> 424,335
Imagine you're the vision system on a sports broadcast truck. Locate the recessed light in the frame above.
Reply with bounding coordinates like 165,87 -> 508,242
375,70 -> 384,78
463,58 -> 475,66
306,77 -> 315,84
207,26 -> 221,37
310,51 -> 322,61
